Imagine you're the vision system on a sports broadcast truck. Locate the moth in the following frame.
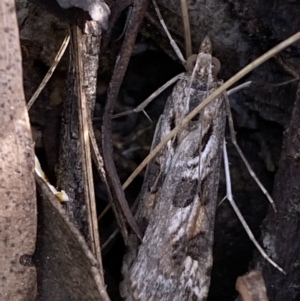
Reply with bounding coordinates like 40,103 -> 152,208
120,36 -> 226,301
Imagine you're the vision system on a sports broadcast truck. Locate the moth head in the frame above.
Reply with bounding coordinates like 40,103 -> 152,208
186,36 -> 221,77
186,55 -> 221,77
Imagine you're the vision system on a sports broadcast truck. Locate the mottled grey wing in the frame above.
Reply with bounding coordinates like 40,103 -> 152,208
129,91 -> 225,301
120,92 -> 176,299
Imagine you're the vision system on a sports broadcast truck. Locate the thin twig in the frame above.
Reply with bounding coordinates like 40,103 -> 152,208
101,229 -> 119,250
135,73 -> 184,112
227,81 -> 253,95
112,73 -> 183,119
152,0 -> 186,66
224,93 -> 277,212
222,139 -> 285,274
102,0 -> 150,241
275,54 -> 300,79
115,6 -> 133,42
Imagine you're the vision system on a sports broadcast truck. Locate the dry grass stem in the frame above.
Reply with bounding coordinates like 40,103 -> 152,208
180,0 -> 192,58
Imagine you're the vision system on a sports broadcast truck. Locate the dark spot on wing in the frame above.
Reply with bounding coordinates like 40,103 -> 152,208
173,179 -> 199,207
191,113 -> 200,122
199,82 -> 208,91
188,156 -> 200,171
201,125 -> 213,152
169,115 -> 175,131
147,161 -> 161,193
200,176 -> 210,206
187,231 -> 212,260
172,236 -> 188,265
192,147 -> 200,160
173,136 -> 178,149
